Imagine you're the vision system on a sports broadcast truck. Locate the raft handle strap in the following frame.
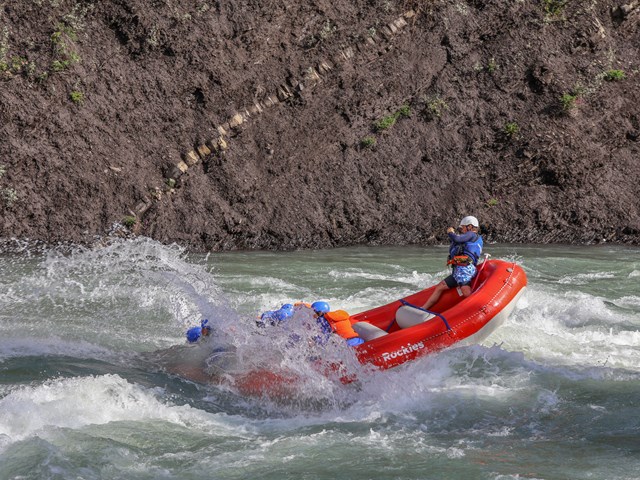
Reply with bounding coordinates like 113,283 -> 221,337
399,299 -> 451,331
470,253 -> 491,291
384,318 -> 396,332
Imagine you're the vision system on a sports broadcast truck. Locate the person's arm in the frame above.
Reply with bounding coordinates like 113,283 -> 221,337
448,231 -> 476,243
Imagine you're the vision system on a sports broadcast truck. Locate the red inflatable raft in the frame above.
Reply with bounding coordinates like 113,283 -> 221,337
349,258 -> 527,370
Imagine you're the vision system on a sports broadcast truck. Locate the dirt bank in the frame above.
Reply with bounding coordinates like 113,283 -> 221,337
1,0 -> 639,250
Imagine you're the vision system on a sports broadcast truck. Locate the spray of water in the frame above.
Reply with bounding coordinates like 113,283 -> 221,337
2,241 -> 639,420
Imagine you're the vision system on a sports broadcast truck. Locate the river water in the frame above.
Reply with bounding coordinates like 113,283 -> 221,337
1,239 -> 639,480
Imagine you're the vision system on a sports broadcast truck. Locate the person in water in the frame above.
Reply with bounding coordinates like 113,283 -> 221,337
310,301 -> 332,343
256,303 -> 295,327
421,215 -> 484,311
186,319 -> 212,343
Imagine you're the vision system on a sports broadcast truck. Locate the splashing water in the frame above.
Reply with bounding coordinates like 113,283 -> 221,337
1,240 -> 639,479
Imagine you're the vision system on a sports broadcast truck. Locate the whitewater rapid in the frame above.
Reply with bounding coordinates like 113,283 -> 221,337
1,239 -> 638,479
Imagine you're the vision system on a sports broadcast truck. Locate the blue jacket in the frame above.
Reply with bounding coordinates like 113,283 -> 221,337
448,231 -> 483,265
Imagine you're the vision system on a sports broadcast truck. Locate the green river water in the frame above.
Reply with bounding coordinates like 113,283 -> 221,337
1,239 -> 639,479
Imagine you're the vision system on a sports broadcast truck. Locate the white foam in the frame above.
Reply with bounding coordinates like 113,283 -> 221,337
489,285 -> 640,372
0,374 -> 249,450
613,295 -> 640,310
241,275 -> 301,291
3,244 -> 639,432
0,337 -> 117,363
327,269 -> 392,281
557,271 -> 616,285
0,237 -> 234,352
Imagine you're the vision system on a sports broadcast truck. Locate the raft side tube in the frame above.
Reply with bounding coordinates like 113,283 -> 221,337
352,260 -> 527,369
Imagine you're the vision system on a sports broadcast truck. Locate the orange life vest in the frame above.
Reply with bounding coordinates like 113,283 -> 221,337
324,310 -> 358,340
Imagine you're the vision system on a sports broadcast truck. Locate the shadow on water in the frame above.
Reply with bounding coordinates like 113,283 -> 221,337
0,353 -> 266,417
0,343 -> 362,419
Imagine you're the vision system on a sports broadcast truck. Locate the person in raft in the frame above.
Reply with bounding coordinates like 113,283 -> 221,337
311,301 -> 365,347
421,215 -> 484,311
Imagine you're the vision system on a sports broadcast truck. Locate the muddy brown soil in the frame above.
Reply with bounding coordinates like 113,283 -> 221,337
1,0 -> 639,251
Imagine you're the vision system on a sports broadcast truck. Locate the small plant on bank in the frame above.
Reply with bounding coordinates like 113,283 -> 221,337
122,216 -> 137,228
424,95 -> 449,120
504,122 -> 520,138
10,55 -> 27,72
0,26 -> 9,61
604,69 -> 625,81
487,57 -> 498,73
2,188 -> 17,207
51,59 -> 68,72
51,51 -> 80,72
398,104 -> 411,117
23,61 -> 36,78
51,24 -> 78,47
166,178 -> 176,189
543,0 -> 566,16
69,51 -> 81,63
319,20 -> 336,41
197,3 -> 211,15
375,104 -> 410,132
61,4 -> 93,33
50,23 -> 82,75
360,136 -> 376,148
560,92 -> 581,112
51,55 -> 80,71
69,90 -> 84,104
376,114 -> 397,131
0,27 -> 10,78
486,198 -> 499,207
0,166 -> 15,207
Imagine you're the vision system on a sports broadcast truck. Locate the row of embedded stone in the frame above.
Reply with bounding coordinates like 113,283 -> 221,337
128,10 -> 416,222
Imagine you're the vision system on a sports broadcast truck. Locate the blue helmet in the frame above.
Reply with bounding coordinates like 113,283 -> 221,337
311,301 -> 330,314
186,326 -> 202,343
274,307 -> 293,323
281,303 -> 294,310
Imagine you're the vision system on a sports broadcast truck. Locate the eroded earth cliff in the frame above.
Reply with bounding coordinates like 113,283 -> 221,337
1,0 -> 639,250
